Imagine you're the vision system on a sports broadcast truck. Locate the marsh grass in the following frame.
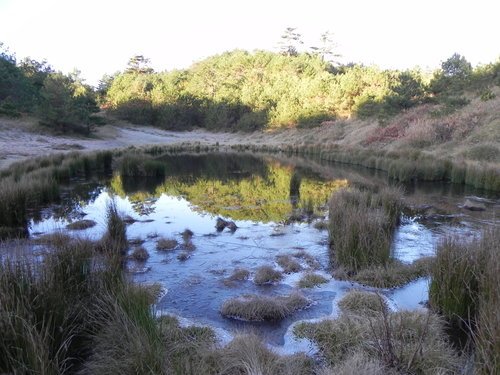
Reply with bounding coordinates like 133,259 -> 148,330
219,333 -> 314,375
333,257 -> 434,288
156,237 -> 178,251
295,310 -> 460,373
100,201 -> 127,258
298,272 -> 329,288
429,229 -> 499,373
293,250 -> 321,269
253,265 -> 283,285
337,290 -> 388,317
129,246 -> 149,262
276,254 -> 302,273
224,268 -> 250,286
220,292 -> 310,321
0,150 -> 113,238
119,154 -> 166,177
328,187 -> 403,273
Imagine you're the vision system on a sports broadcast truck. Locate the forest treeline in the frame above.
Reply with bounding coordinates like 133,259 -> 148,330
0,44 -> 98,134
1,42 -> 499,133
104,51 -> 500,131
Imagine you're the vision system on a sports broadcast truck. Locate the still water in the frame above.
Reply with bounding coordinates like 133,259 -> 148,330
27,152 -> 499,351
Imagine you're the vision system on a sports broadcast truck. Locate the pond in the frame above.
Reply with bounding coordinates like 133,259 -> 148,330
24,152 -> 500,353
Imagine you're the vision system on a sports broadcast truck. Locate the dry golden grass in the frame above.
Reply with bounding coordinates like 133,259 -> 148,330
253,265 -> 283,285
276,254 -> 302,273
295,310 -> 461,373
156,237 -> 178,251
129,246 -> 149,262
224,268 -> 250,286
220,292 -> 310,321
298,272 -> 329,288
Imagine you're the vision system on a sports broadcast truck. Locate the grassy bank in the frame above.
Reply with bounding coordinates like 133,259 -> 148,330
295,290 -> 462,374
429,228 -> 499,374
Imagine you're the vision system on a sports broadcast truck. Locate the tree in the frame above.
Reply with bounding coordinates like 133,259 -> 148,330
310,31 -> 340,64
430,53 -> 473,95
278,27 -> 303,57
38,73 -> 98,134
126,55 -> 154,74
441,53 -> 472,79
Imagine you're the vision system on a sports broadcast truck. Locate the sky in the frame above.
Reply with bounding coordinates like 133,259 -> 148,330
1,0 -> 499,86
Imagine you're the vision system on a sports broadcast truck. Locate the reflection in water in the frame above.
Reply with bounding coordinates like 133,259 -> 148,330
112,154 -> 348,222
25,152 -> 499,350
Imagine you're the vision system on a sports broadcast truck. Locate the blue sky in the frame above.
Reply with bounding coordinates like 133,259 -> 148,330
1,0 -> 498,85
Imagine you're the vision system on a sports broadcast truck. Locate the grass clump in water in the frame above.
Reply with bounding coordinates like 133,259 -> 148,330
298,272 -> 329,288
100,201 -> 127,258
224,268 -> 250,286
221,292 -> 310,321
328,186 -> 403,273
337,290 -> 388,317
129,246 -> 149,262
327,186 -> 430,288
253,265 -> 283,285
333,257 -> 434,288
293,250 -> 321,269
156,237 -> 178,251
276,254 -> 302,273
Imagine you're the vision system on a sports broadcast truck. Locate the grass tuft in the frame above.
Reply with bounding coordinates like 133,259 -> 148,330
298,272 -> 329,288
253,265 -> 283,285
221,292 -> 310,321
156,238 -> 178,251
329,187 -> 403,273
295,310 -> 461,373
276,254 -> 302,273
338,290 -> 388,317
129,246 -> 149,262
